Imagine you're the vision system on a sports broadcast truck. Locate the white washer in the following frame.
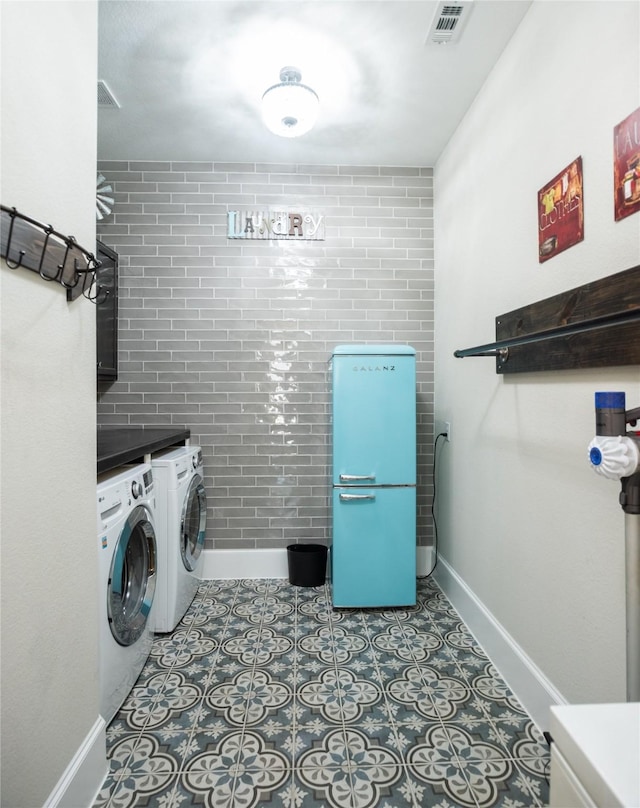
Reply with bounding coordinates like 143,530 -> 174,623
96,463 -> 157,724
151,446 -> 207,633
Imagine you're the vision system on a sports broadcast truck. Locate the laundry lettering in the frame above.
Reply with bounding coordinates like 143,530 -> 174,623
227,210 -> 325,240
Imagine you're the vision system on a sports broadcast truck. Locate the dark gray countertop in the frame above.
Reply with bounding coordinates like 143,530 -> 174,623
97,426 -> 190,474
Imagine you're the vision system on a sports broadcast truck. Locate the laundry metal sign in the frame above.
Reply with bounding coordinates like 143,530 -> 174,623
227,210 -> 325,240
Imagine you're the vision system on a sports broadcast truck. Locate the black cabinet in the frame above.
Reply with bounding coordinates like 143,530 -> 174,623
96,240 -> 118,382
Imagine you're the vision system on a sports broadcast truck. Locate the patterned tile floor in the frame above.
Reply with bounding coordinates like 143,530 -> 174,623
94,577 -> 550,808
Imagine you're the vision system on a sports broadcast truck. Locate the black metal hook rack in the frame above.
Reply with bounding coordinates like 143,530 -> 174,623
1,204 -> 107,303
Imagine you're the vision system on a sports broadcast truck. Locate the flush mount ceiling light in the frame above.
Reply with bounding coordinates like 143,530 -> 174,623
261,66 -> 319,138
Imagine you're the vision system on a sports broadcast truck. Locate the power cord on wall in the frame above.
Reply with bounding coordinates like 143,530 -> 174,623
418,431 -> 448,579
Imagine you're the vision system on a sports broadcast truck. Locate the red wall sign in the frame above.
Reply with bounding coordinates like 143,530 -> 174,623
538,157 -> 584,264
614,107 -> 640,221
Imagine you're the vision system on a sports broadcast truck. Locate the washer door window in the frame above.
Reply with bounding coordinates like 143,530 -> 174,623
108,505 -> 157,646
180,475 -> 207,571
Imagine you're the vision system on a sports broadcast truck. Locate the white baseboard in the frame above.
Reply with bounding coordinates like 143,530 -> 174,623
417,545 -> 436,577
200,548 -> 289,580
433,556 -> 566,732
200,546 -> 437,581
44,716 -> 108,808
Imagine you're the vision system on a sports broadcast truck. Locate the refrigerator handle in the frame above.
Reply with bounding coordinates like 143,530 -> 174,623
340,474 -> 376,482
339,493 -> 376,501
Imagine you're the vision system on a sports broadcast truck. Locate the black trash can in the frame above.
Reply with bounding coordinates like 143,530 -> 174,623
287,543 -> 328,587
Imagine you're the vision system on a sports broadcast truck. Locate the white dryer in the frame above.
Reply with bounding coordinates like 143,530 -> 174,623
96,463 -> 157,724
151,445 -> 207,633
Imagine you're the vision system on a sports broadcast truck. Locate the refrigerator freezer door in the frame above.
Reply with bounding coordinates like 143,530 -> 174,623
331,486 -> 416,607
332,353 -> 416,486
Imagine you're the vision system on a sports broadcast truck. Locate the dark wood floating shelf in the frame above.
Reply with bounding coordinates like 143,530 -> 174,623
454,264 -> 640,374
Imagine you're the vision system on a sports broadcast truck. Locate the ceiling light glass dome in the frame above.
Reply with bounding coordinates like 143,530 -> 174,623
261,66 -> 319,138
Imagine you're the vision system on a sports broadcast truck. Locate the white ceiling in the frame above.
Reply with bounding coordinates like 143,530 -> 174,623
97,0 -> 532,166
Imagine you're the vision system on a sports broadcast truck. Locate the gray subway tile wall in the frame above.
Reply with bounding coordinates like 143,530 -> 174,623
97,162 -> 435,552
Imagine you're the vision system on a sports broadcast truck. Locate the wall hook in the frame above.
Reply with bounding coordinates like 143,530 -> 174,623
5,249 -> 26,270
37,226 -> 59,281
3,207 -> 26,269
85,282 -> 109,305
57,236 -> 82,288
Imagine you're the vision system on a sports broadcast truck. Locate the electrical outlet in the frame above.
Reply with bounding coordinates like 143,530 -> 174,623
444,421 -> 451,441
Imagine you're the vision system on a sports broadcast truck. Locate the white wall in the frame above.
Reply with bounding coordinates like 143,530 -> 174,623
434,0 -> 640,707
0,3 -> 102,805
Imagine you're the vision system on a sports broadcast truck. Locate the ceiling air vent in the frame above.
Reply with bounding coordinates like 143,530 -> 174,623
97,80 -> 120,108
426,0 -> 473,45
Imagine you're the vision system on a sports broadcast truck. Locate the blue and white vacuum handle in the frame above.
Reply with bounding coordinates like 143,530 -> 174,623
588,435 -> 640,480
588,391 -> 640,480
